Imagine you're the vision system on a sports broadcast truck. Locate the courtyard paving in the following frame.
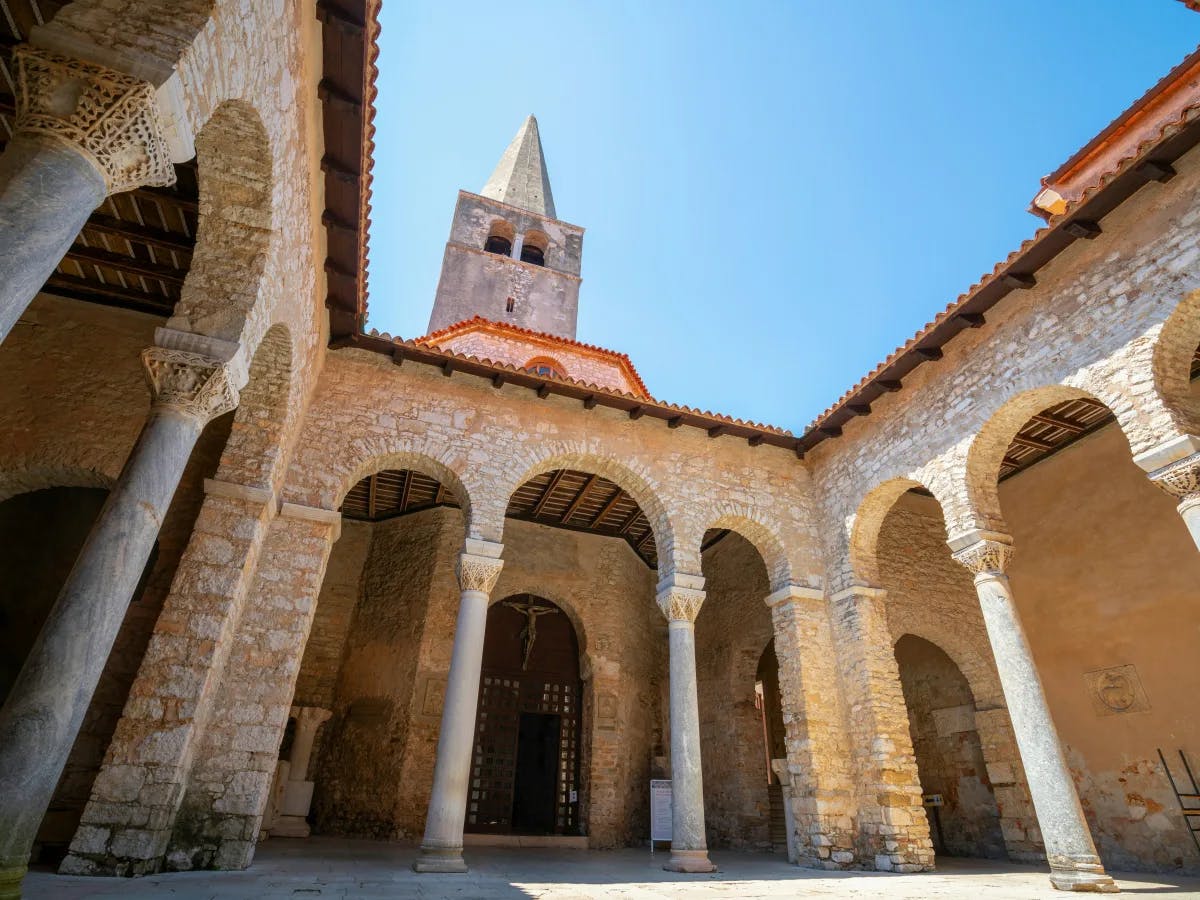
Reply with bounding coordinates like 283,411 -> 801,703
24,838 -> 1200,899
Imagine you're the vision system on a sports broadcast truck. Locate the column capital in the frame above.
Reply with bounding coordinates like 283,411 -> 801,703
142,347 -> 239,425
289,705 -> 332,730
1146,450 -> 1200,506
456,552 -> 504,594
13,45 -> 175,195
656,585 -> 706,623
950,529 -> 1014,577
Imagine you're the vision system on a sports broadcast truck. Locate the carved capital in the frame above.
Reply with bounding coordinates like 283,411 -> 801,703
290,705 -> 332,732
14,45 -> 174,195
456,552 -> 504,594
142,347 -> 239,423
656,586 -> 706,623
951,538 -> 1014,576
1148,451 -> 1200,504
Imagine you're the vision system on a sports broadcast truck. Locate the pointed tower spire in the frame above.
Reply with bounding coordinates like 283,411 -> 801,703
480,115 -> 557,219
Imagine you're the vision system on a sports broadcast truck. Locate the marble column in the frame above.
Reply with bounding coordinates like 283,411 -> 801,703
1144,450 -> 1200,552
950,531 -> 1117,893
657,574 -> 717,873
272,706 -> 333,838
0,346 -> 237,899
413,541 -> 504,873
0,45 -> 175,343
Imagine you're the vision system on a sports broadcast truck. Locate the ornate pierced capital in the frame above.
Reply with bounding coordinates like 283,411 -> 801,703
290,705 -> 332,733
456,552 -> 504,594
14,45 -> 175,195
952,538 -> 1014,577
656,586 -> 706,623
1148,451 -> 1200,505
142,347 -> 239,423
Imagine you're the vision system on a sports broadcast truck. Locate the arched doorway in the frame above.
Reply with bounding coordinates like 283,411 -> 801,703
895,634 -> 1005,859
467,595 -> 582,836
756,640 -> 788,852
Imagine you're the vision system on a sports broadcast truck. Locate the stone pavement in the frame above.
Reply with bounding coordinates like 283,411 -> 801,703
24,837 -> 1200,899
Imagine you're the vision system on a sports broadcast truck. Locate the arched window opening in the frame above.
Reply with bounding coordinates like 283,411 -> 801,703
484,219 -> 516,257
521,229 -> 549,267
524,356 -> 565,380
484,234 -> 512,256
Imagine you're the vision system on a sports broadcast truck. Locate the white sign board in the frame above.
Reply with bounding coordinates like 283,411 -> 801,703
650,779 -> 673,843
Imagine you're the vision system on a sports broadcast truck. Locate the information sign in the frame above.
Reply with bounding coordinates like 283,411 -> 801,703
650,779 -> 673,844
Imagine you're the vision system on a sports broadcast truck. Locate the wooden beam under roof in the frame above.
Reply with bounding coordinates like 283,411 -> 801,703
562,474 -> 599,523
532,470 -> 567,518
590,488 -> 625,529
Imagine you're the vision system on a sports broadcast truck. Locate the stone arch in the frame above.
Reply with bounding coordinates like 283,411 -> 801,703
848,476 -> 938,587
166,99 -> 274,345
893,626 -> 1003,711
486,579 -> 591,673
495,444 -> 677,573
961,384 -> 1135,535
214,322 -> 294,493
694,507 -> 793,593
1150,286 -> 1200,440
43,0 -> 216,83
0,464 -> 113,504
325,440 -> 480,541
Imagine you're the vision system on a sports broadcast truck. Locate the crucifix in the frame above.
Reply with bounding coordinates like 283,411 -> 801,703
503,599 -> 560,670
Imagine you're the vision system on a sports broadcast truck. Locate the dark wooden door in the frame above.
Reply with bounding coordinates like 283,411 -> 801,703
466,596 -> 582,835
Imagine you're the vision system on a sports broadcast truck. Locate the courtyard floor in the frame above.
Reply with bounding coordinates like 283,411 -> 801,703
24,837 -> 1200,899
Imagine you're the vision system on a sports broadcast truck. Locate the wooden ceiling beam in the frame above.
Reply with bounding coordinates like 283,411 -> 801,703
561,474 -> 599,523
1030,411 -> 1086,434
590,488 -> 624,529
532,470 -> 567,517
1010,432 -> 1056,452
83,214 -> 195,255
367,473 -> 378,518
619,505 -> 642,534
399,469 -> 412,512
43,274 -> 174,316
65,245 -> 186,285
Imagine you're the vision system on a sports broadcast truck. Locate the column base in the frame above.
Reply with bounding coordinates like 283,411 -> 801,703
1049,858 -> 1120,893
270,815 -> 311,838
412,845 -> 468,873
0,864 -> 25,900
663,849 -> 717,873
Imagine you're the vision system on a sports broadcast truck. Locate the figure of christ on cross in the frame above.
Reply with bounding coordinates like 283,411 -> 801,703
502,599 -> 560,670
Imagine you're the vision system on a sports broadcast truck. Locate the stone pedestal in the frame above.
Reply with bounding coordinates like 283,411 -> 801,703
261,760 -> 292,837
414,542 -> 504,874
0,46 -> 174,344
0,346 -> 236,898
951,531 -> 1117,894
265,706 -> 331,839
658,575 -> 717,874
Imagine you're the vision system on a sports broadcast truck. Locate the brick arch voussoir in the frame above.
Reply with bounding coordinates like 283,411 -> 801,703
167,98 -> 276,347
291,433 -> 485,540
962,379 -> 1139,537
846,474 -> 956,590
1149,289 -> 1200,441
496,442 -> 680,576
690,505 -> 795,594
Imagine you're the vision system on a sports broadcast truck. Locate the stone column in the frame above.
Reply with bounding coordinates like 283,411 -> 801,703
413,541 -> 504,873
949,531 -> 1117,893
657,574 -> 717,873
0,346 -> 236,898
828,585 -> 933,872
272,707 -> 333,838
1145,450 -> 1200,551
770,759 -> 799,864
0,46 -> 175,342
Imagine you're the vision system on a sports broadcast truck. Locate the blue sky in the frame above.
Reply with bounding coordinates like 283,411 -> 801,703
366,2 -> 1199,434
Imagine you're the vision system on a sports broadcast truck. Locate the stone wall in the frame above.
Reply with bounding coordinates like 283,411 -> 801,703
695,532 -> 776,850
895,635 -> 1006,859
297,507 -> 662,847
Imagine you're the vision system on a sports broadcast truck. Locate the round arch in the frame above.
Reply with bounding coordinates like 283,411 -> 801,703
696,507 -> 794,593
1151,286 -> 1200,440
848,476 -> 938,587
962,384 -> 1135,534
495,445 -> 677,573
0,465 -> 113,504
167,99 -> 275,345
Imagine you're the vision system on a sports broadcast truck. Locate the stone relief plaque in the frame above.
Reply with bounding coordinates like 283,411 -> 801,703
1084,664 -> 1150,717
416,674 -> 447,722
596,692 -> 618,731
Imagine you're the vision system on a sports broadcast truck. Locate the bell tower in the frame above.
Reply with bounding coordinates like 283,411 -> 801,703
427,116 -> 584,339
